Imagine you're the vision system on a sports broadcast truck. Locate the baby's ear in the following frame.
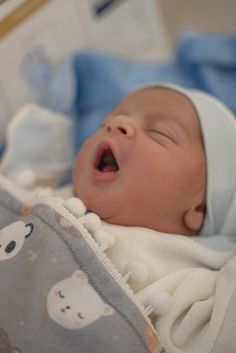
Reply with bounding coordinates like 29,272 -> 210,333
183,203 -> 205,233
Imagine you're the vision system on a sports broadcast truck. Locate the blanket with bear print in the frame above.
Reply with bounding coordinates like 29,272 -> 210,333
1,173 -> 236,353
0,176 -> 161,353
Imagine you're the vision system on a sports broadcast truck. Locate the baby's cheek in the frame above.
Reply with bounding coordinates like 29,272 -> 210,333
72,160 -> 79,190
72,158 -> 86,196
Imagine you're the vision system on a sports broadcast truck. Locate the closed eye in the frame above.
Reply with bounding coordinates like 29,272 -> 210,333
148,130 -> 177,144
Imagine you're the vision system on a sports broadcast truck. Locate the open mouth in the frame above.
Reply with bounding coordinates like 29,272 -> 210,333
95,146 -> 119,173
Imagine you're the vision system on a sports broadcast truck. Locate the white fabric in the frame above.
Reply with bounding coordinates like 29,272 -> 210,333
0,104 -> 74,187
102,222 -> 234,291
102,221 -> 236,353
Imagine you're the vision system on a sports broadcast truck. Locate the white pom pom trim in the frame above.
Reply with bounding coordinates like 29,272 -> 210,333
63,198 -> 86,218
84,213 -> 101,232
93,228 -> 116,249
124,261 -> 149,283
148,291 -> 172,316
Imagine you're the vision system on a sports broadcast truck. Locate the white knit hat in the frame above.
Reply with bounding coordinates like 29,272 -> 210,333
139,83 -> 236,236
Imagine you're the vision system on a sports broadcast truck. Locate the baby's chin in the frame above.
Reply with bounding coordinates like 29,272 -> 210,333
78,196 -> 129,227
80,199 -> 139,227
74,188 -> 195,234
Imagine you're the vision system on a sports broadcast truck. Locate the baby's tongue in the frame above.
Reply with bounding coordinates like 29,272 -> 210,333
103,164 -> 117,172
102,152 -> 118,172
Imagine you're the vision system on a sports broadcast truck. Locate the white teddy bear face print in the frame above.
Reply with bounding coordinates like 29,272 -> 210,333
0,221 -> 33,260
47,270 -> 114,330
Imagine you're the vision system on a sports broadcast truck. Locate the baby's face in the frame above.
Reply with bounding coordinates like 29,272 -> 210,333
73,88 -> 206,234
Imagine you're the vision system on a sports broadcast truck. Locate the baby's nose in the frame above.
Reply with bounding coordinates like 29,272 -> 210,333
105,115 -> 135,138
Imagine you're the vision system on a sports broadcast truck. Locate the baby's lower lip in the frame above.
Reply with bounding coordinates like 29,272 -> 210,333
91,167 -> 119,182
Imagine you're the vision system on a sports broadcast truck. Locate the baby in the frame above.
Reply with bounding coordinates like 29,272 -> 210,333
72,83 -> 236,238
71,85 -> 236,353
0,84 -> 236,353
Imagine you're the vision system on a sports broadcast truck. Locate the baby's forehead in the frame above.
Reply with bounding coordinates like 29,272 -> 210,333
118,87 -> 199,126
126,87 -> 195,111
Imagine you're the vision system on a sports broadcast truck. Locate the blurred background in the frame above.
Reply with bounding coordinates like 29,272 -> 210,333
0,0 -> 235,183
159,0 -> 236,48
0,0 -> 235,142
